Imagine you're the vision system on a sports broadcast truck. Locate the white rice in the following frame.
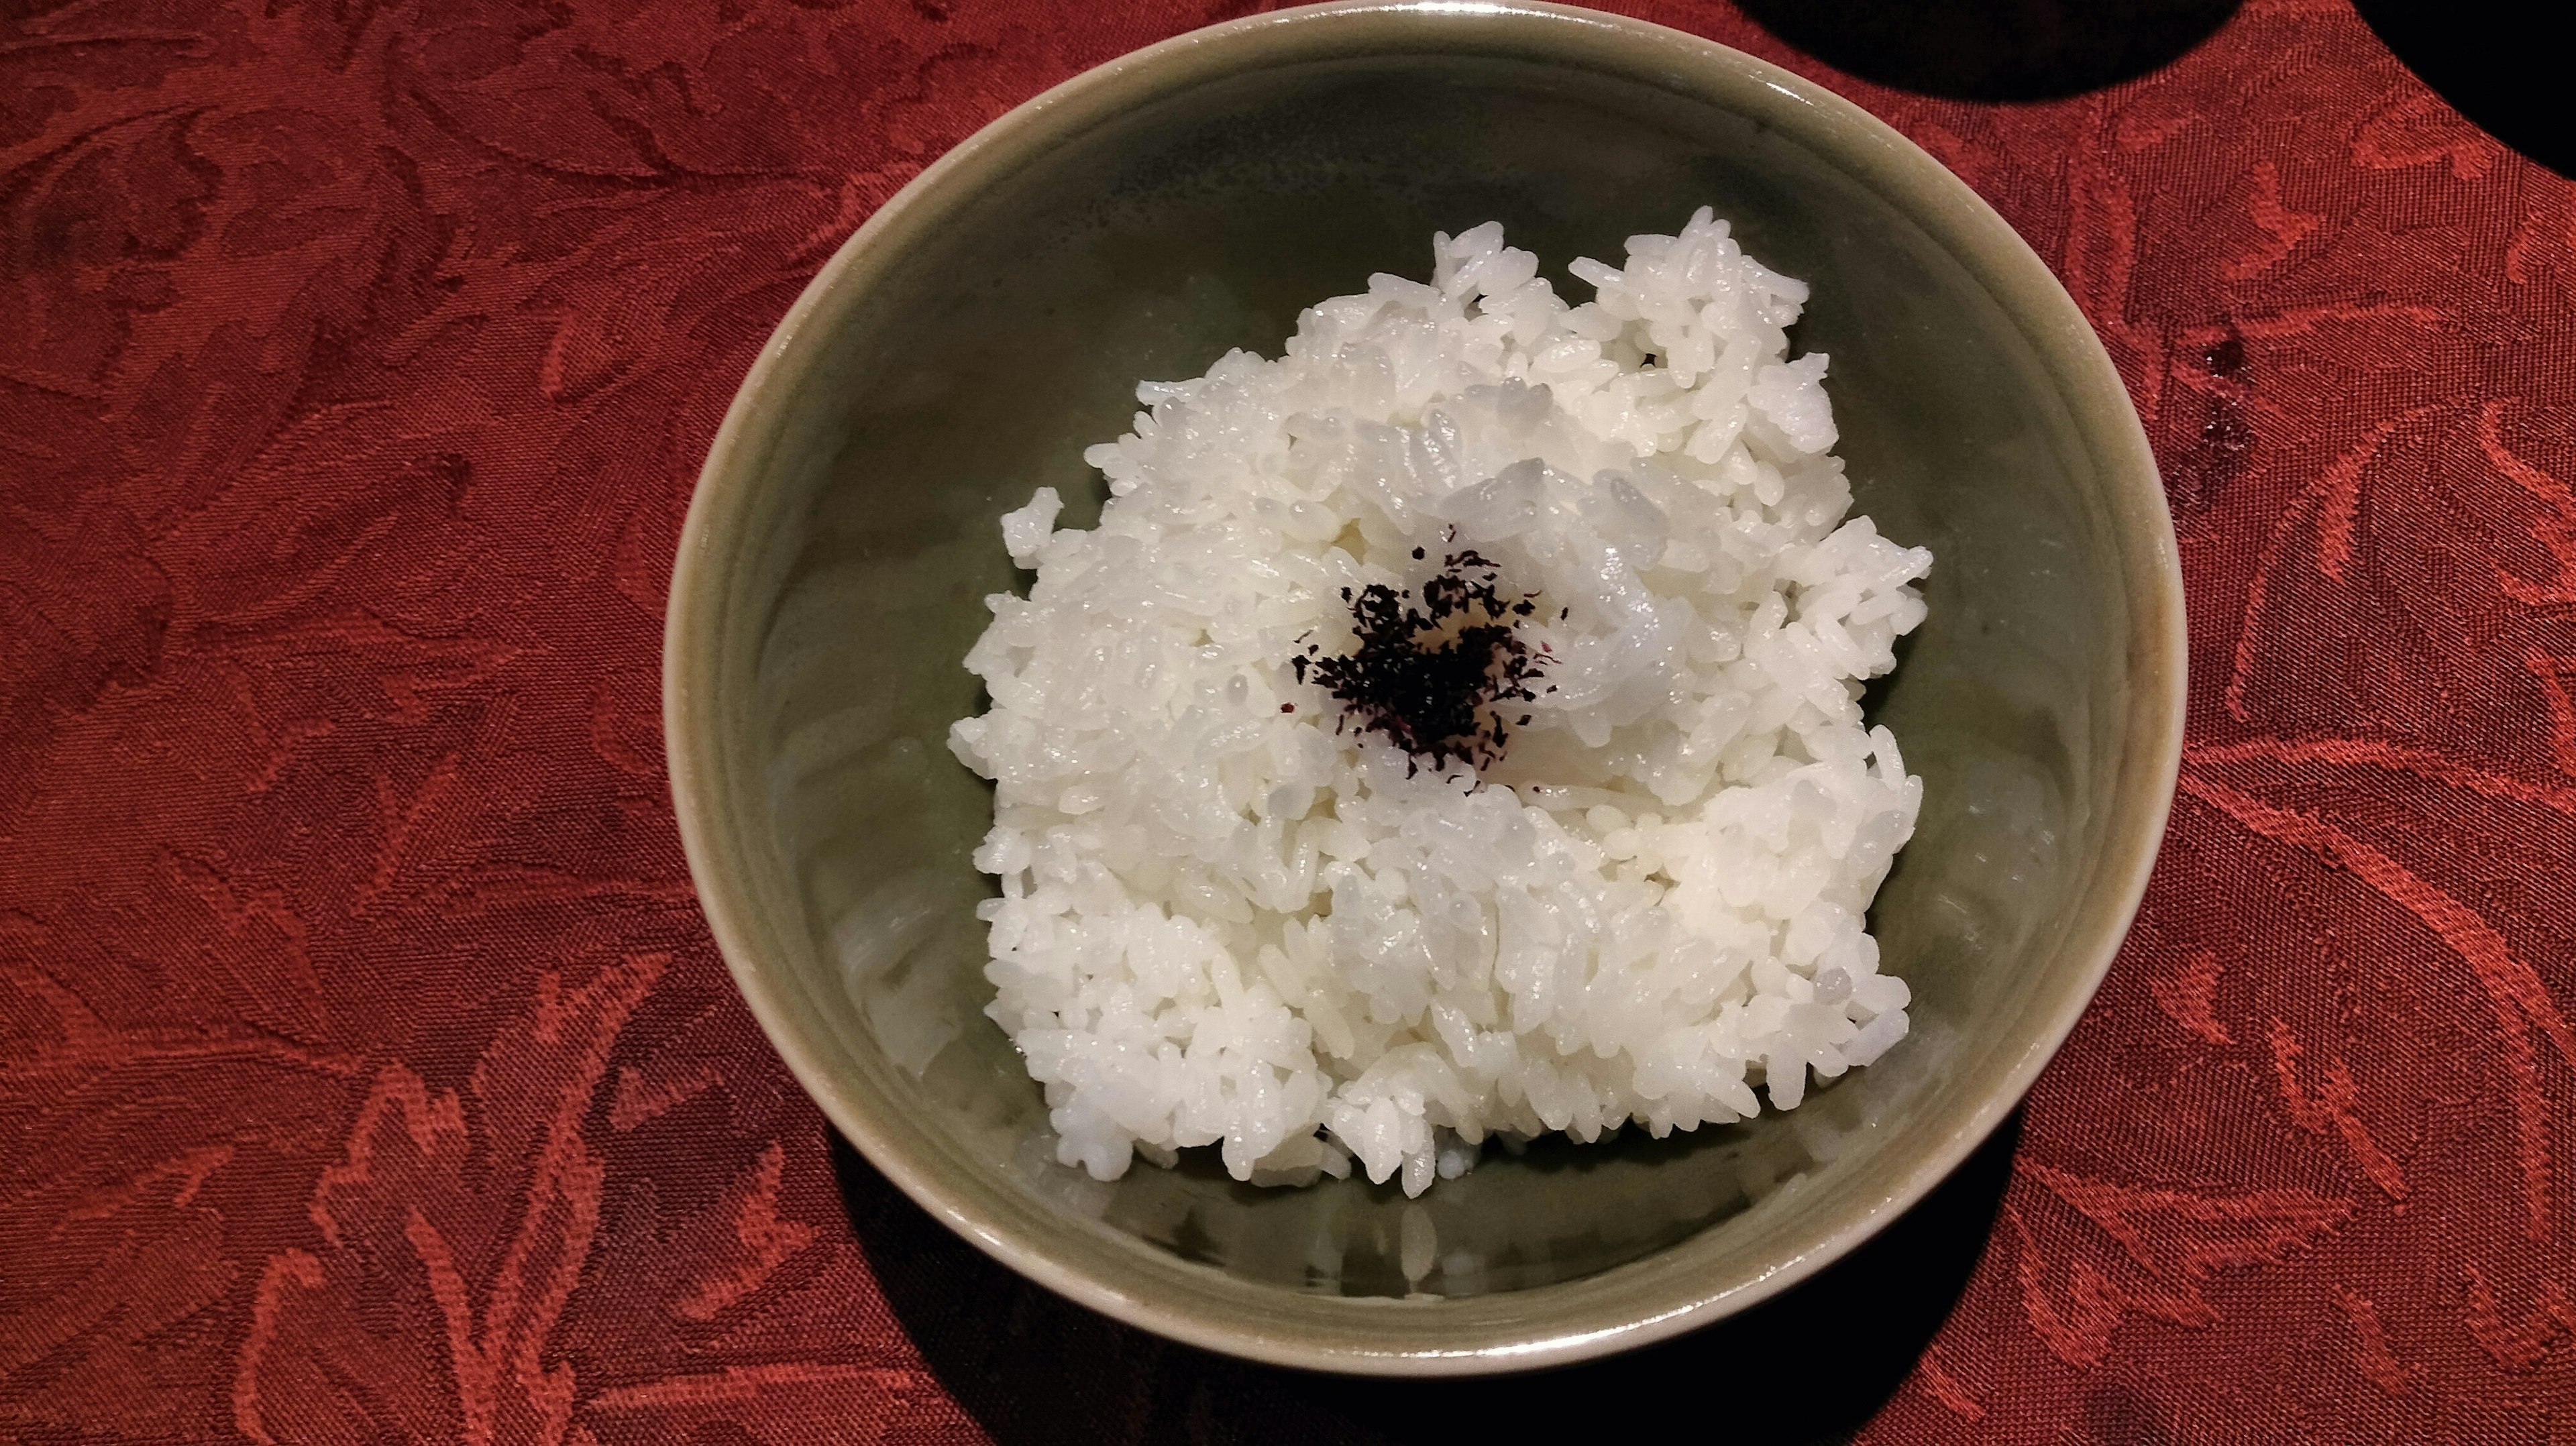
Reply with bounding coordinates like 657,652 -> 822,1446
948,209 -> 1932,1197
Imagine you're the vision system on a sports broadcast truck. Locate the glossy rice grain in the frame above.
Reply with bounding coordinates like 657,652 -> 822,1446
951,213 -> 1933,1197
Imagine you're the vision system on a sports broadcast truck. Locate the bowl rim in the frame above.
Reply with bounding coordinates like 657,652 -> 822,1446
665,0 -> 2187,1377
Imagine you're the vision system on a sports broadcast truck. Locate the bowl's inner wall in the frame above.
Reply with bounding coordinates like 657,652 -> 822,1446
746,54 -> 2117,1299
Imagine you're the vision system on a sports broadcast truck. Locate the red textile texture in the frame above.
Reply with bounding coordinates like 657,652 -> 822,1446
5,0 -> 2575,1440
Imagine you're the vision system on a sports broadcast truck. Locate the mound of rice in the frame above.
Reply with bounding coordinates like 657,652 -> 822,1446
948,209 -> 1933,1197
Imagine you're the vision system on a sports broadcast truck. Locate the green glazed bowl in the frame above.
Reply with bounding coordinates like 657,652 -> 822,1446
665,0 -> 2185,1376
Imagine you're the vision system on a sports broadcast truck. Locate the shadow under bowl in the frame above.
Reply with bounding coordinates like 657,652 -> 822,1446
665,0 -> 2184,1376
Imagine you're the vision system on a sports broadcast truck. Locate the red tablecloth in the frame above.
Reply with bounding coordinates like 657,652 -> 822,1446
6,1 -> 2573,1440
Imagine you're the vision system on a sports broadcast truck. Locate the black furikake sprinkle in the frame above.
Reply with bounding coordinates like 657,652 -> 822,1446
1305,545 -> 1547,776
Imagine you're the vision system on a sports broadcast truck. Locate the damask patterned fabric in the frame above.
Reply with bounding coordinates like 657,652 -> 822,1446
5,1 -> 2573,1441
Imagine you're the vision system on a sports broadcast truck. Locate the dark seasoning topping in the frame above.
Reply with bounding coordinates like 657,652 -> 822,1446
1299,536 -> 1550,777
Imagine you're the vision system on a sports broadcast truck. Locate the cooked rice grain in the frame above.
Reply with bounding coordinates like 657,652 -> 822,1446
949,211 -> 1931,1196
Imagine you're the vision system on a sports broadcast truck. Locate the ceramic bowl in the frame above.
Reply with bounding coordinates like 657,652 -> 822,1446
665,0 -> 2185,1375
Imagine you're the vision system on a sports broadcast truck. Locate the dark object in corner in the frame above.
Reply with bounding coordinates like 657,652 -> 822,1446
2353,0 -> 2572,179
1737,0 -> 2241,102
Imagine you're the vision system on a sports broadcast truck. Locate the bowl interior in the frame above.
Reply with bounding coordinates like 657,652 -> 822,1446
675,4 -> 2174,1370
